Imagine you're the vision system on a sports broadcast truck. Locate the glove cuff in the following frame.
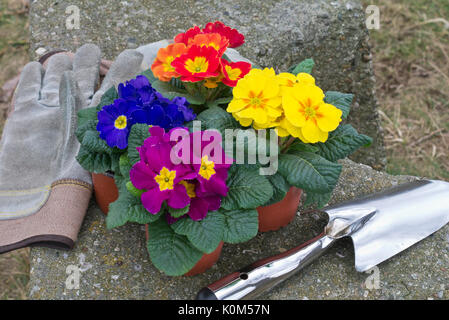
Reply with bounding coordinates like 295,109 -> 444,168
0,180 -> 92,254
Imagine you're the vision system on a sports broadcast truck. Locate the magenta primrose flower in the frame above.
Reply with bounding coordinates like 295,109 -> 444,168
129,126 -> 232,222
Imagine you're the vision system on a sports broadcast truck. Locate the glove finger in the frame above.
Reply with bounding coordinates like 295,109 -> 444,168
72,44 -> 101,105
13,61 -> 43,110
224,48 -> 254,64
40,53 -> 73,107
56,71 -> 91,183
136,39 -> 171,70
90,49 -> 143,108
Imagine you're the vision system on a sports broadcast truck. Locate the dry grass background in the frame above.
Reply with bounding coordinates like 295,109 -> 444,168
0,0 -> 448,299
362,0 -> 449,180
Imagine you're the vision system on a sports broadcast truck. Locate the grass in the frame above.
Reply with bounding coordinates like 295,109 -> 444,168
0,0 -> 448,300
0,0 -> 30,300
362,0 -> 449,180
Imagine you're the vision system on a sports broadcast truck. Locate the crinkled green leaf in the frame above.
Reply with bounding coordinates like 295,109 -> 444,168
126,181 -> 144,197
221,166 -> 273,210
314,124 -> 373,162
171,212 -> 225,253
77,106 -> 98,127
76,119 -> 97,143
147,218 -> 203,276
119,154 -> 132,179
168,205 -> 190,219
303,190 -> 332,209
286,140 -> 319,154
278,151 -> 341,193
220,208 -> 259,243
76,145 -> 111,173
264,172 -> 290,206
197,106 -> 241,135
81,130 -> 110,154
290,58 -> 315,75
128,123 -> 151,165
96,86 -> 118,111
106,187 -> 161,229
324,91 -> 353,119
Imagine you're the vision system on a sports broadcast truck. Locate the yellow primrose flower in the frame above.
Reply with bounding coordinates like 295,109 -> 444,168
277,72 -> 316,88
281,84 -> 342,143
227,68 -> 282,128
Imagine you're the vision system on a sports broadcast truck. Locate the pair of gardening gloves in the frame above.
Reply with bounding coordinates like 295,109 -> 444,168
0,41 -> 172,253
0,41 -> 249,254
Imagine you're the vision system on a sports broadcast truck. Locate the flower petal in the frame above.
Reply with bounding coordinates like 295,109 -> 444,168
167,183 -> 191,209
301,119 -> 328,143
315,103 -> 343,132
141,188 -> 169,214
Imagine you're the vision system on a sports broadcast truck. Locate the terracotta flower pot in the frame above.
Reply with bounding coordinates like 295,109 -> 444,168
145,225 -> 223,276
92,173 -> 118,215
257,187 -> 302,232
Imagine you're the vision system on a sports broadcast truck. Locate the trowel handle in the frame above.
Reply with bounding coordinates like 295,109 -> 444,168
196,232 -> 336,300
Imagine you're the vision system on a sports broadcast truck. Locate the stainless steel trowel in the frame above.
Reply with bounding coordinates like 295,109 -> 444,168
197,179 -> 449,300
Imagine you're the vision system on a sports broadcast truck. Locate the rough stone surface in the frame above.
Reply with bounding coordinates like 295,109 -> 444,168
29,0 -> 385,169
28,159 -> 449,300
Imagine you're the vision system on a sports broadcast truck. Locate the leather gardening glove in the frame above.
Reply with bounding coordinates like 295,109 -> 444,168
0,44 -> 101,253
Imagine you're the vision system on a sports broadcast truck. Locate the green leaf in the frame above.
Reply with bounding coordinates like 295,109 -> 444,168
77,107 -> 98,127
291,58 -> 315,75
287,140 -> 319,154
303,190 -> 332,208
168,205 -> 190,218
76,145 -> 112,173
221,166 -> 273,210
106,187 -> 161,229
197,107 -> 241,135
119,154 -> 132,179
220,208 -> 259,243
152,80 -> 206,105
147,218 -> 203,276
171,212 -> 225,253
314,124 -> 373,162
126,181 -> 144,197
110,152 -> 122,175
96,86 -> 118,111
140,68 -> 157,84
264,172 -> 290,206
206,96 -> 233,108
128,123 -> 151,165
324,91 -> 353,119
81,130 -> 110,153
76,119 -> 97,143
278,151 -> 342,193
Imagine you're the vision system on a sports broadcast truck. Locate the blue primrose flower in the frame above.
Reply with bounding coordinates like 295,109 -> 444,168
96,98 -> 139,149
97,75 -> 197,149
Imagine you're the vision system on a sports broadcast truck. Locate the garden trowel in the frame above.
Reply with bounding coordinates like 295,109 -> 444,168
197,179 -> 449,300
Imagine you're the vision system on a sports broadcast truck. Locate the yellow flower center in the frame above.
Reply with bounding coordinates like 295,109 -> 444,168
198,155 -> 216,180
179,180 -> 196,198
163,56 -> 175,72
244,91 -> 268,109
185,57 -> 209,74
225,65 -> 242,81
154,167 -> 176,191
300,98 -> 320,121
114,115 -> 127,129
304,106 -> 317,118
